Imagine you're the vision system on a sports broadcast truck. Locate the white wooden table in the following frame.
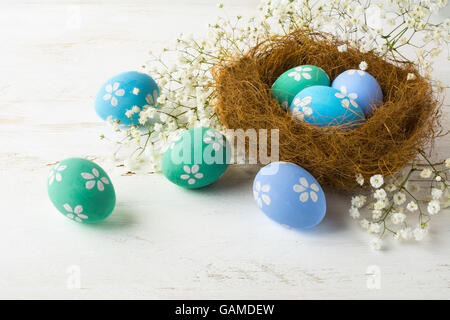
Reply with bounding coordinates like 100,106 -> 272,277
0,0 -> 449,299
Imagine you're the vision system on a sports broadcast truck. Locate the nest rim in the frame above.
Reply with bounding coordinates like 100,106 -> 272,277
213,29 -> 441,190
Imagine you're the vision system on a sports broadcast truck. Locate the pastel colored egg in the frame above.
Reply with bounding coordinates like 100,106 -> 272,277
162,127 -> 230,189
289,85 -> 366,128
47,158 -> 116,223
271,65 -> 330,110
253,162 -> 326,229
332,69 -> 383,117
95,71 -> 159,125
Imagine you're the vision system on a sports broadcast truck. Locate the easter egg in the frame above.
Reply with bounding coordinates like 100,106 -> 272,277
271,65 -> 330,110
253,162 -> 326,229
47,158 -> 116,223
95,71 -> 159,125
289,85 -> 366,128
332,69 -> 383,117
162,127 -> 230,189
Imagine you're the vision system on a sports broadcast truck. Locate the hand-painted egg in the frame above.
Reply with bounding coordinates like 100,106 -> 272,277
47,158 -> 116,223
253,162 -> 326,229
95,71 -> 159,125
289,85 -> 366,128
162,127 -> 230,189
331,69 -> 383,117
271,65 -> 330,110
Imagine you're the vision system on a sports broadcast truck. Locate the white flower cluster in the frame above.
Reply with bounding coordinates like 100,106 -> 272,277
350,153 -> 450,251
103,0 -> 449,172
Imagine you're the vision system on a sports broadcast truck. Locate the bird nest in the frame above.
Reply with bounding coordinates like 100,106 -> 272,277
213,30 -> 441,189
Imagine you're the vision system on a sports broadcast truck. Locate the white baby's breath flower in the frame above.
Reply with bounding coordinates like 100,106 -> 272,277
369,222 -> 382,234
349,206 -> 360,219
359,61 -> 368,71
427,200 -> 440,215
337,44 -> 348,52
406,201 -> 418,212
435,176 -> 442,182
393,192 -> 406,205
431,188 -> 443,200
125,109 -> 134,118
355,173 -> 364,186
132,106 -> 141,114
370,174 -> 384,189
351,195 -> 366,208
420,168 -> 432,178
413,226 -> 428,241
445,158 -> 450,168
407,73 -> 417,80
374,198 -> 388,210
360,219 -> 370,230
374,188 -> 387,199
372,209 -> 382,220
391,212 -> 406,225
370,238 -> 382,251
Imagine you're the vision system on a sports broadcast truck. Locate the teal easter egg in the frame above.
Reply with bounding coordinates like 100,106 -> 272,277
95,71 -> 159,125
271,65 -> 330,110
47,158 -> 116,223
162,128 -> 230,189
289,85 -> 366,128
332,69 -> 383,117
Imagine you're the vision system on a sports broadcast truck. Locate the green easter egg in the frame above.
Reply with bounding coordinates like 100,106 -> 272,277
271,65 -> 330,110
162,127 -> 230,189
47,158 -> 116,223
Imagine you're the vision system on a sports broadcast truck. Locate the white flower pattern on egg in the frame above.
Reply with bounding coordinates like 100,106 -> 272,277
103,82 -> 125,107
63,204 -> 88,223
253,181 -> 271,208
180,165 -> 204,185
335,86 -> 359,109
292,96 -> 313,120
81,168 -> 110,191
203,130 -> 225,151
48,164 -> 67,185
293,177 -> 320,203
288,66 -> 313,81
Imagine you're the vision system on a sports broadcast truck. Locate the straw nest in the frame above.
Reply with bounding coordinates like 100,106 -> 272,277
213,29 -> 441,189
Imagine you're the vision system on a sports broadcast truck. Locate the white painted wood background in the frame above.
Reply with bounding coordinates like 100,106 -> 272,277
0,0 -> 449,299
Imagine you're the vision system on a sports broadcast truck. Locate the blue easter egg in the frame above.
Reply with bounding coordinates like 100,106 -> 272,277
332,69 -> 383,117
95,71 -> 159,125
289,85 -> 366,128
253,162 -> 326,229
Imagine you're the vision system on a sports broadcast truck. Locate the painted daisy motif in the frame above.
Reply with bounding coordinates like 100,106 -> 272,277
253,181 -> 271,208
203,130 -> 226,151
81,168 -> 110,191
48,163 -> 67,185
293,177 -> 320,203
103,82 -> 125,107
63,204 -> 88,223
291,96 -> 313,120
180,164 -> 204,185
288,66 -> 313,81
335,86 -> 359,109
145,89 -> 159,107
348,70 -> 366,76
